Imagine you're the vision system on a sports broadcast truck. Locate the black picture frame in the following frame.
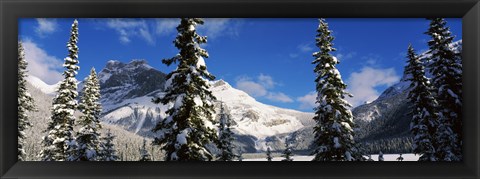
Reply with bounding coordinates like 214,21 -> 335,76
1,0 -> 479,178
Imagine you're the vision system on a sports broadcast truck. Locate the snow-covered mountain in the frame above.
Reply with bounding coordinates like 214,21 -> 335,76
97,59 -> 166,106
26,75 -> 60,95
77,59 -> 314,152
353,40 -> 462,144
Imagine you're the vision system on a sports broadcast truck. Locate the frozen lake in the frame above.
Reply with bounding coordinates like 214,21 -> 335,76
243,153 -> 419,161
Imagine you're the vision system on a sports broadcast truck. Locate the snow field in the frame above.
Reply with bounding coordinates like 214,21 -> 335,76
243,153 -> 419,161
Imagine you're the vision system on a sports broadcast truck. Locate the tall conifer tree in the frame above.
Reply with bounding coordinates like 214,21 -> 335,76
99,129 -> 119,161
75,68 -> 102,161
152,18 -> 218,161
311,18 -> 359,161
266,147 -> 273,161
216,103 -> 236,161
40,19 -> 80,161
139,138 -> 152,161
425,18 -> 462,161
18,41 -> 36,161
404,45 -> 438,161
281,138 -> 294,161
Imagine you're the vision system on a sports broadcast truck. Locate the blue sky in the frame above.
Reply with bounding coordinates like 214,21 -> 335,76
18,18 -> 462,112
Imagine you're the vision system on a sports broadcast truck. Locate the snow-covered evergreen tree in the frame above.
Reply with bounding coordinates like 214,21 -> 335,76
266,147 -> 273,161
74,68 -> 102,161
139,138 -> 151,161
237,149 -> 244,161
18,41 -> 36,161
281,138 -> 294,161
397,154 -> 404,161
425,18 -> 462,161
40,19 -> 80,161
99,129 -> 119,161
378,151 -> 384,161
404,45 -> 438,161
216,103 -> 236,161
367,155 -> 374,161
310,18 -> 359,161
151,18 -> 218,161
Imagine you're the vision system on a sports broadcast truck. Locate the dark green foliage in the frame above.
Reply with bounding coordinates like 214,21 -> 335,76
360,137 -> 413,155
266,147 -> 273,161
404,45 -> 438,161
139,138 -> 152,161
311,18 -> 360,161
425,18 -> 462,161
281,138 -> 294,161
152,18 -> 218,161
216,103 -> 237,161
99,129 -> 119,161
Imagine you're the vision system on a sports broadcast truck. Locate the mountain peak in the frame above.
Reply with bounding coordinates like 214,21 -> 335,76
105,60 -> 125,70
125,59 -> 153,70
211,79 -> 231,88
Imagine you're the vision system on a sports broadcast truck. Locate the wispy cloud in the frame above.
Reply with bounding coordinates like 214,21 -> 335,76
297,91 -> 317,110
22,39 -> 63,84
289,53 -> 299,58
267,92 -> 294,103
346,67 -> 400,107
235,74 -> 293,103
156,18 -> 178,36
35,18 -> 58,37
289,43 -> 314,59
154,18 -> 243,40
105,18 -> 243,45
236,76 -> 268,97
336,51 -> 357,61
106,18 -> 155,45
361,53 -> 382,66
199,18 -> 242,39
298,43 -> 314,53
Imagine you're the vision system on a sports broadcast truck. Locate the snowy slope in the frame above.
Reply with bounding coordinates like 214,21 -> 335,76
100,78 -> 315,151
26,75 -> 60,95
210,80 -> 314,139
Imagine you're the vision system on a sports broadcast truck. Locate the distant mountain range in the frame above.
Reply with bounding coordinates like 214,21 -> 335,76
26,40 -> 462,153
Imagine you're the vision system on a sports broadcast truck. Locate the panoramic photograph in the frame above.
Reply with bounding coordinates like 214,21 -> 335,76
17,18 -> 462,161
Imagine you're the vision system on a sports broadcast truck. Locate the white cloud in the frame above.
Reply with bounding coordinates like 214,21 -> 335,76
266,92 -> 294,103
289,53 -> 299,58
235,74 -> 292,103
156,18 -> 179,35
236,77 -> 268,97
35,18 -> 58,37
154,18 -> 242,40
297,91 -> 317,110
289,43 -> 314,59
298,43 -> 313,53
199,18 -> 242,39
336,51 -> 356,61
258,73 -> 276,88
106,19 -> 154,45
105,18 -> 242,44
22,39 -> 63,85
346,67 -> 400,107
